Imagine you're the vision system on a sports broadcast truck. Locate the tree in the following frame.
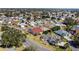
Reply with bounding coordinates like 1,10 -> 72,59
51,26 -> 60,31
51,17 -> 56,20
42,15 -> 50,19
43,30 -> 51,34
43,31 -> 48,34
65,25 -> 72,31
75,12 -> 79,17
72,33 -> 79,48
64,17 -> 77,26
64,17 -> 77,31
1,26 -> 26,48
1,24 -> 9,31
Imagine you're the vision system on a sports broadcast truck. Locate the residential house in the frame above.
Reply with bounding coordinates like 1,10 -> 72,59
18,23 -> 26,29
71,25 -> 79,34
28,27 -> 43,35
55,30 -> 71,37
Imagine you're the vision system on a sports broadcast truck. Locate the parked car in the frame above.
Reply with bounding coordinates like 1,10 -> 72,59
47,39 -> 57,46
69,41 -> 78,48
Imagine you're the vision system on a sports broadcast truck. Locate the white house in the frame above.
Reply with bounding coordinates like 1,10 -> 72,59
18,23 -> 26,29
55,30 -> 71,37
30,21 -> 36,27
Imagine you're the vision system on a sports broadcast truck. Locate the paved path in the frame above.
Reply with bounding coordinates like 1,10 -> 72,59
71,46 -> 79,51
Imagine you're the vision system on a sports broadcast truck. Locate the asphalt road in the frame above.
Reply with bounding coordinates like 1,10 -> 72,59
4,39 -> 50,51
24,39 -> 50,51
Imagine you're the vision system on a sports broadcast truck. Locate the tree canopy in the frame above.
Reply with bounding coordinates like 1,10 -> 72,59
1,26 -> 26,48
51,26 -> 60,31
64,17 -> 77,26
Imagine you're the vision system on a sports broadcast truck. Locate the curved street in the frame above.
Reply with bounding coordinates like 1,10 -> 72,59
24,39 -> 50,51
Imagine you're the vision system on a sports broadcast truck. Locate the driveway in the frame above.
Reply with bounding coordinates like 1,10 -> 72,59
64,36 -> 79,51
70,46 -> 79,51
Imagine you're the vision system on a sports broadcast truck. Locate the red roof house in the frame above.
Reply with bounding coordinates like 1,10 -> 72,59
32,27 -> 43,34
